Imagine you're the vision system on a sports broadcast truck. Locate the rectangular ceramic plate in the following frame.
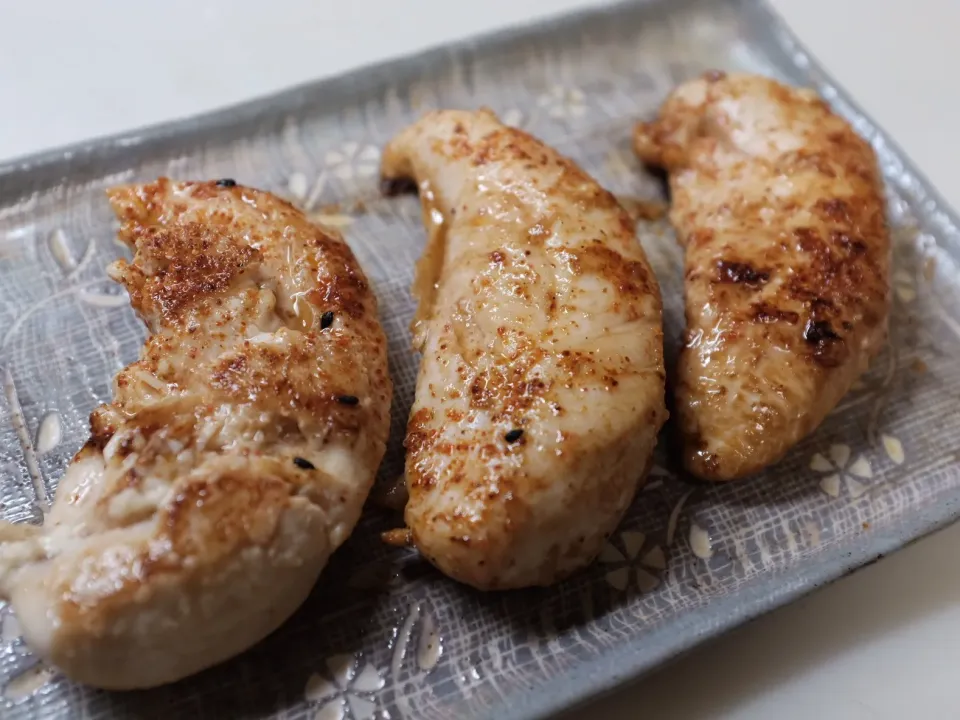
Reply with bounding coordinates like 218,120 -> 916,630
2,0 -> 959,717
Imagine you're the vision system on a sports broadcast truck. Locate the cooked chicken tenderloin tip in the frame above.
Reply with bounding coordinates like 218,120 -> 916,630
381,109 -> 668,590
635,72 -> 890,481
0,178 -> 392,689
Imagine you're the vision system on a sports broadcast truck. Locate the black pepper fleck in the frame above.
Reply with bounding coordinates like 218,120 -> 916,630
337,395 -> 360,406
293,457 -> 315,470
320,311 -> 335,330
504,429 -> 524,443
216,178 -> 237,187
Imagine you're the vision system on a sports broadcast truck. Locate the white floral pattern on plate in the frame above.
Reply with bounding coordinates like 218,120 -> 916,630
598,531 -> 664,592
325,143 -> 381,181
882,434 -> 906,465
536,85 -> 587,120
810,444 -> 874,498
305,655 -> 385,720
285,141 -> 380,211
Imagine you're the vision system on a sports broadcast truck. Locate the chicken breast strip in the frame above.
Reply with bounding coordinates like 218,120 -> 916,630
0,178 -> 391,688
634,72 -> 890,480
381,109 -> 667,590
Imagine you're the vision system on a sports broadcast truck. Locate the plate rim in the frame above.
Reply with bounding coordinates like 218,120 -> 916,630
1,1 -> 959,718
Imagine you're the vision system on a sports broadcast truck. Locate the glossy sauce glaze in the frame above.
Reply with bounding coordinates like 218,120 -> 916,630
382,109 -> 667,590
0,179 -> 392,689
635,73 -> 890,481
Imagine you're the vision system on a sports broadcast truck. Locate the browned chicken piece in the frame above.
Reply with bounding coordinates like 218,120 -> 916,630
0,179 -> 392,688
635,72 -> 890,480
381,109 -> 667,590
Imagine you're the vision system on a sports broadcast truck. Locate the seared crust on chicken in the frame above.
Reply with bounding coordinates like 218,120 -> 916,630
635,73 -> 890,480
382,109 -> 667,590
0,179 -> 391,688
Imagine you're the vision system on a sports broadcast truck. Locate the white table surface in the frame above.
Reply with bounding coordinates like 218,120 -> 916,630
3,1 -> 960,718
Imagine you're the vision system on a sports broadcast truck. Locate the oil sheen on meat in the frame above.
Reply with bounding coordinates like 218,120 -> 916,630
635,73 -> 890,480
0,179 -> 391,688
381,109 -> 667,590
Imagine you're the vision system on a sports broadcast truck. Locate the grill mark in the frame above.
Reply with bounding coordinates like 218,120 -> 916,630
716,260 -> 769,288
752,303 -> 800,324
803,318 -> 845,367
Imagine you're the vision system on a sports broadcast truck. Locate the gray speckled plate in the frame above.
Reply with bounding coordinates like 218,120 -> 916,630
2,0 -> 959,718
